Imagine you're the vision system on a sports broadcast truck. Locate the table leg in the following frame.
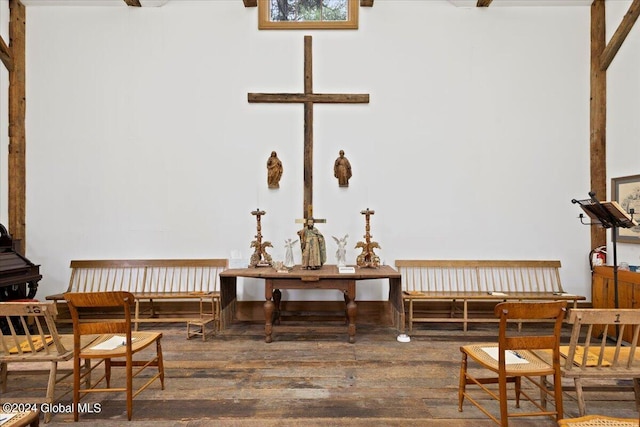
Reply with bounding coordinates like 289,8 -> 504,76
345,283 -> 357,344
264,298 -> 274,343
220,276 -> 237,330
264,280 -> 276,343
273,289 -> 282,325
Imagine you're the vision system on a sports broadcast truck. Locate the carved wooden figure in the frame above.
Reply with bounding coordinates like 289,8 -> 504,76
334,150 -> 352,187
297,218 -> 326,269
267,151 -> 283,189
249,209 -> 273,267
355,209 -> 380,268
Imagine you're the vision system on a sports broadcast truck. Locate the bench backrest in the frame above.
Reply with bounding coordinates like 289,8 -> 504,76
563,308 -> 640,374
394,260 -> 564,294
0,301 -> 70,361
67,259 -> 228,294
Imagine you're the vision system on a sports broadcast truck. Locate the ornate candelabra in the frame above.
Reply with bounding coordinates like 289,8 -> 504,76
249,208 -> 273,268
355,208 -> 381,268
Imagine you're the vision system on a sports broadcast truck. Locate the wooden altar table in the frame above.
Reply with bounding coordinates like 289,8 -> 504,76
219,265 -> 403,343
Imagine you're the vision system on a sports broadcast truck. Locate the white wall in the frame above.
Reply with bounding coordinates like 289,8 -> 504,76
2,0 -> 601,301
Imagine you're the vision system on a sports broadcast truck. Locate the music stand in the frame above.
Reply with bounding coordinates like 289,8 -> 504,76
572,192 -> 637,309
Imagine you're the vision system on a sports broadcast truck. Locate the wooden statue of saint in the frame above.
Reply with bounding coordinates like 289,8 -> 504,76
334,150 -> 352,187
267,151 -> 283,189
297,218 -> 326,269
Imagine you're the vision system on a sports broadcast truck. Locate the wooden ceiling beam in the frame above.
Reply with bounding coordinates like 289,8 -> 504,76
243,0 -> 257,7
361,0 -> 374,6
600,0 -> 640,71
0,36 -> 12,71
477,0 -> 493,6
124,0 -> 142,6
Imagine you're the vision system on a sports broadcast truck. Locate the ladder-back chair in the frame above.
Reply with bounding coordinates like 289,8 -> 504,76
458,301 -> 566,426
64,291 -> 165,421
0,301 -> 93,423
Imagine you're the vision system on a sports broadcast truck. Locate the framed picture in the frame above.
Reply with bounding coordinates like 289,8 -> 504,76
258,0 -> 358,30
611,174 -> 640,243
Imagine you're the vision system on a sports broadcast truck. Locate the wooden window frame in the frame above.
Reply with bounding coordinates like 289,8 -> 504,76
258,0 -> 358,30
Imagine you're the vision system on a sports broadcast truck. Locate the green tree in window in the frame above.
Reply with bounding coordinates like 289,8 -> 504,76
270,0 -> 348,22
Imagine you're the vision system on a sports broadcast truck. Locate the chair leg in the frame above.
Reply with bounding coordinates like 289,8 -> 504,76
498,371 -> 509,427
540,375 -> 549,409
575,377 -> 586,416
553,372 -> 564,421
105,358 -> 112,388
157,339 -> 165,389
633,378 -> 640,413
514,376 -> 521,408
0,362 -> 6,393
44,361 -> 58,423
127,360 -> 133,421
73,356 -> 80,422
458,351 -> 467,411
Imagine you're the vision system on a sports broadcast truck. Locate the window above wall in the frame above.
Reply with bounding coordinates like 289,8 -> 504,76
258,0 -> 359,30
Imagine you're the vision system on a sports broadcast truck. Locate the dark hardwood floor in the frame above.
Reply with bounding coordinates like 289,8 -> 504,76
4,318 -> 639,426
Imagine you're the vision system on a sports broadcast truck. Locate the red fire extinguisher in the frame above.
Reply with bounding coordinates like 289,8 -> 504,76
589,245 -> 607,270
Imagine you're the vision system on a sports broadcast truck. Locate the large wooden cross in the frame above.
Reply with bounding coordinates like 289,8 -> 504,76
248,35 -> 369,219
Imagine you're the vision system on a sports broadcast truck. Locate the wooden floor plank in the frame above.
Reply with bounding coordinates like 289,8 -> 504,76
2,321 -> 638,425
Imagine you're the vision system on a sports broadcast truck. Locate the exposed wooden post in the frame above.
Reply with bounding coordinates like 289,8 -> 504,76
590,0 -> 606,250
8,0 -> 26,254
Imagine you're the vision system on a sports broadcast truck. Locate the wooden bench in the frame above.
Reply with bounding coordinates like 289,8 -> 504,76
46,259 -> 228,330
547,308 -> 640,417
395,260 -> 585,332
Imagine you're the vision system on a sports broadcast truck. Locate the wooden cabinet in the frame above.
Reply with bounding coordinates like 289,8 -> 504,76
591,266 -> 640,341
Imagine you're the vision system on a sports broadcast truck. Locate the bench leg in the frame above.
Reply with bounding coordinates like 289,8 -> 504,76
408,298 -> 413,333
463,300 -> 468,333
134,300 -> 141,332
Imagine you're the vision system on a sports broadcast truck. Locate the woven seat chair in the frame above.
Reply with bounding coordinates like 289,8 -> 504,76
64,291 -> 165,421
458,301 -> 566,426
558,414 -> 640,426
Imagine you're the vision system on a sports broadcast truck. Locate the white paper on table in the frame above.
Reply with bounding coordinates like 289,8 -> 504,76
480,347 -> 529,364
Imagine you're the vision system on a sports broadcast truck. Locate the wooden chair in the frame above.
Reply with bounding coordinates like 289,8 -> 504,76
557,414 -> 640,426
458,301 -> 566,426
553,308 -> 640,417
63,291 -> 165,421
0,301 -> 92,423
